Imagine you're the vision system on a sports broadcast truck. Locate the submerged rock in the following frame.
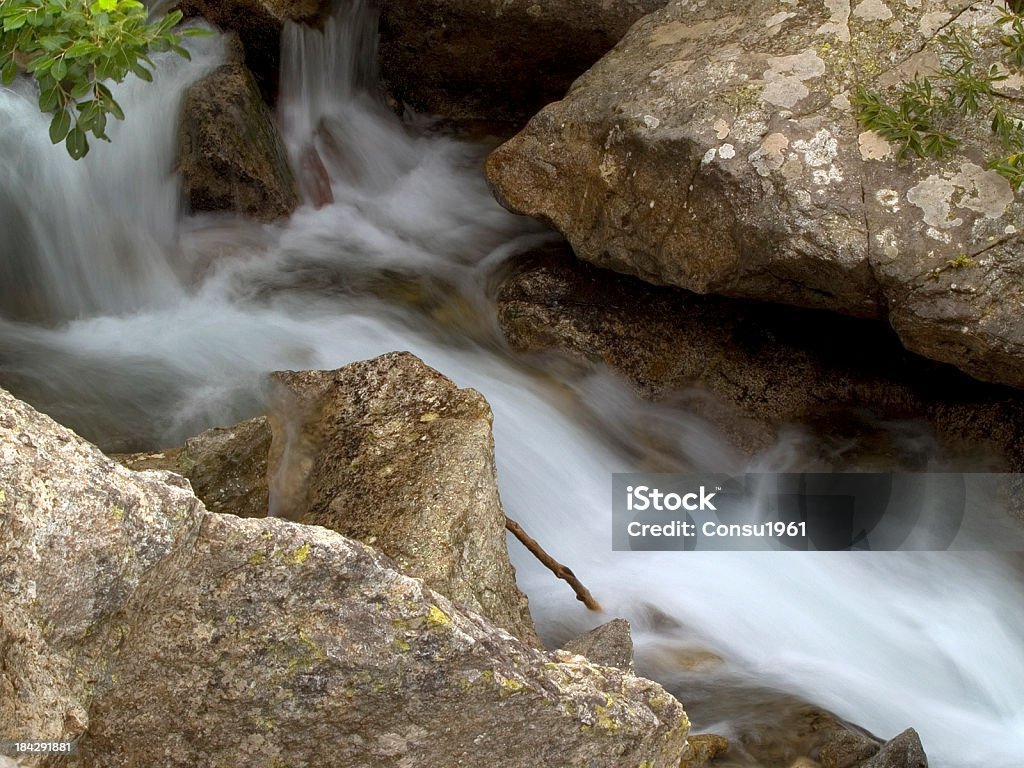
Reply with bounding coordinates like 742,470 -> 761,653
487,0 -> 1024,388
681,733 -> 730,767
268,352 -> 540,645
378,0 -> 668,124
0,384 -> 690,768
177,36 -> 299,221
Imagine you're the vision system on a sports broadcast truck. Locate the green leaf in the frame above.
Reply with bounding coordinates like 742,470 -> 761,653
50,57 -> 66,80
131,63 -> 152,82
4,14 -> 29,31
65,126 -> 88,159
38,86 -> 59,112
1,59 -> 16,85
48,108 -> 71,143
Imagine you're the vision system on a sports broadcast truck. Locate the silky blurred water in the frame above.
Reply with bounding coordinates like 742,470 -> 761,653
0,4 -> 1021,765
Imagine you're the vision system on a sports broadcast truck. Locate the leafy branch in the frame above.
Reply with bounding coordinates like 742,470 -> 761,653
0,0 -> 207,159
852,2 -> 1024,189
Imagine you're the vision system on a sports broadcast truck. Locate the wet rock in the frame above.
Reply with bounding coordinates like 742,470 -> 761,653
177,36 -> 299,221
178,0 -> 331,98
116,415 -> 271,519
562,618 -> 635,671
486,0 -> 1024,389
268,352 -> 540,645
378,0 -> 668,125
862,729 -> 927,768
497,247 -> 1024,469
820,728 -> 881,768
681,733 -> 730,767
0,385 -> 690,768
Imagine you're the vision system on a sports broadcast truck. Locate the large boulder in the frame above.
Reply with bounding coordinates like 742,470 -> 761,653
486,0 -> 1024,388
0,384 -> 691,768
268,352 -> 540,645
378,0 -> 669,124
177,36 -> 299,221
497,248 -> 1024,468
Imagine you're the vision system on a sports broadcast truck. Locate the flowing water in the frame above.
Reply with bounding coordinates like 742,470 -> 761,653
1,3 -> 1022,766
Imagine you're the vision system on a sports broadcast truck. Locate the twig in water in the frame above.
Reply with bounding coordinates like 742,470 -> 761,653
505,516 -> 603,612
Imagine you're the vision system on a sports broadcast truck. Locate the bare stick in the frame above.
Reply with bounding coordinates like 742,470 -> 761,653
505,516 -> 603,612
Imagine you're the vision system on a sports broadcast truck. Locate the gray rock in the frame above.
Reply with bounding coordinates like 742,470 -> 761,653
863,729 -> 927,768
379,0 -> 668,124
268,352 -> 540,645
486,0 -> 1024,388
0,385 -> 690,768
562,618 -> 635,672
177,36 -> 299,220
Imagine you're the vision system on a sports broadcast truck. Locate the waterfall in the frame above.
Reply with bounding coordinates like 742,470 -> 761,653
0,3 -> 1021,766
0,33 -> 224,323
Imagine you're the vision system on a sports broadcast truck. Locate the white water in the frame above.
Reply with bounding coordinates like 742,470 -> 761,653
1,4 -> 1022,766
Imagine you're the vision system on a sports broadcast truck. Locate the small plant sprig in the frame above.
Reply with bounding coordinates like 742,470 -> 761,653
852,1 -> 1024,189
0,0 -> 207,159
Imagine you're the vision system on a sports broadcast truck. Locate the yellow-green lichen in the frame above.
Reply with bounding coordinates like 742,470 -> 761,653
426,604 -> 453,628
291,542 -> 312,564
247,551 -> 267,566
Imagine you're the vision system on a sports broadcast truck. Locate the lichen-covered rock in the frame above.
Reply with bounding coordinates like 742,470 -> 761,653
378,0 -> 668,124
116,415 -> 271,518
487,0 -> 1024,388
497,247 -> 1024,469
562,618 -> 635,672
177,36 -> 299,220
0,385 -> 690,768
0,388 -> 205,748
268,352 -> 540,645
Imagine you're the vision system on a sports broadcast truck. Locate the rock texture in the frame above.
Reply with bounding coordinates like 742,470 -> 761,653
562,618 -> 635,672
116,416 -> 271,519
487,0 -> 1024,388
378,0 -> 668,124
177,36 -> 299,220
0,384 -> 691,768
268,352 -> 539,645
820,728 -> 881,768
497,247 -> 1024,469
681,733 -> 730,767
862,729 -> 927,768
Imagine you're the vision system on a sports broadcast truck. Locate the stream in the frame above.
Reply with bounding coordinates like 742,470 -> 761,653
1,2 -> 1022,766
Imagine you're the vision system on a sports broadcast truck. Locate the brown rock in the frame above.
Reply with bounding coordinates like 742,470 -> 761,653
177,37 -> 299,221
820,728 -> 882,768
117,415 -> 271,518
379,0 -> 668,125
681,733 -> 730,767
497,247 -> 1024,470
268,352 -> 540,645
